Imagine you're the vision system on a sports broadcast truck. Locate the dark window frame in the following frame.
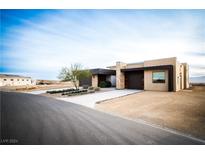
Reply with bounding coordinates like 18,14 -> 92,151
152,71 -> 166,83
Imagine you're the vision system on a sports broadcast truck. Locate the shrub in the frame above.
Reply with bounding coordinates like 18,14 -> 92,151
105,81 -> 111,87
99,81 -> 107,88
99,81 -> 112,88
62,89 -> 88,95
47,88 -> 75,94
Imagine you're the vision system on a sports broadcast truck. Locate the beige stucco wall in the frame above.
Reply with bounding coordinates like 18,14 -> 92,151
175,63 -> 190,91
182,63 -> 189,89
0,77 -> 33,86
91,75 -> 98,87
173,61 -> 189,91
144,70 -> 169,91
180,64 -> 184,90
116,62 -> 126,89
144,57 -> 177,91
175,61 -> 181,91
125,62 -> 144,69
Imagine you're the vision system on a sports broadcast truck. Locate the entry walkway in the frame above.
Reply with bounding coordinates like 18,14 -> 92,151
57,89 -> 141,108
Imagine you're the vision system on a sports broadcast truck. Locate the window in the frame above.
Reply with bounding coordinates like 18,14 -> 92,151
27,79 -> 29,81
4,79 -> 7,81
17,79 -> 19,81
10,79 -> 14,81
152,71 -> 165,83
22,79 -> 24,81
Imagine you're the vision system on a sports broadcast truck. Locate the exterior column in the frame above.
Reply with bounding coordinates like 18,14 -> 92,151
92,75 -> 98,87
116,61 -> 126,89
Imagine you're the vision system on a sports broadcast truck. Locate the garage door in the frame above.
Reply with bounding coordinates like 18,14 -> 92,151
125,71 -> 144,89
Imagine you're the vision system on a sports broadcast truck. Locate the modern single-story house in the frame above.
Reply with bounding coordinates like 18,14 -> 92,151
80,57 -> 189,92
0,74 -> 36,86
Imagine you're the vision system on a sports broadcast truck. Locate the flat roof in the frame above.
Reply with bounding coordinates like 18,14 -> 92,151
107,57 -> 177,68
121,65 -> 173,72
90,68 -> 116,75
0,74 -> 31,78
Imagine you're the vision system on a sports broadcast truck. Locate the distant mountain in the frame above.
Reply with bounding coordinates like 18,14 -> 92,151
190,76 -> 205,83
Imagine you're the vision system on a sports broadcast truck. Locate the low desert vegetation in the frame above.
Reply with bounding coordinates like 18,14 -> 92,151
99,81 -> 112,88
46,86 -> 100,96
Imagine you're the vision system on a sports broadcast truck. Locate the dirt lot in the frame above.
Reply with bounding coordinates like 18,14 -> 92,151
96,86 -> 205,140
0,81 -> 74,92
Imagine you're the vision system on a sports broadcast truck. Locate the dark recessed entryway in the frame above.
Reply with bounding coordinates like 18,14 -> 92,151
98,75 -> 107,87
125,70 -> 144,90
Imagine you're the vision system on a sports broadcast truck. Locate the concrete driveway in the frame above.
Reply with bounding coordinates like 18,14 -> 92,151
57,89 -> 141,108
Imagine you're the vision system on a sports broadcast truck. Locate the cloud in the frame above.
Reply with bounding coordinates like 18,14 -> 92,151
1,10 -> 205,79
188,51 -> 205,57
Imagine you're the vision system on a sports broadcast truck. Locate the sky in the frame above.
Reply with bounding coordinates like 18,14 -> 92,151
1,10 -> 205,79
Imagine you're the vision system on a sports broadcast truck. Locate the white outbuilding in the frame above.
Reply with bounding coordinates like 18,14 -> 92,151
0,74 -> 36,86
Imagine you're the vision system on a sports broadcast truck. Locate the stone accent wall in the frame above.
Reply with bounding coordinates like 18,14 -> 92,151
92,75 -> 98,87
116,61 -> 126,89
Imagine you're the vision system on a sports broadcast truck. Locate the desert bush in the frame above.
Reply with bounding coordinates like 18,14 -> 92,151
99,81 -> 107,88
99,81 -> 111,88
47,88 -> 75,94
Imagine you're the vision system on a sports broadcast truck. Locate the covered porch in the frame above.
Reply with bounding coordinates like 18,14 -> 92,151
91,68 -> 116,87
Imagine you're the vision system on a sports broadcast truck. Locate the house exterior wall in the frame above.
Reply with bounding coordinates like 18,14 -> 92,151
0,77 -> 34,86
175,61 -> 182,91
180,64 -> 184,90
144,57 -> 177,91
92,57 -> 189,92
182,63 -> 189,89
125,63 -> 144,69
116,61 -> 126,89
144,70 -> 169,91
91,75 -> 98,87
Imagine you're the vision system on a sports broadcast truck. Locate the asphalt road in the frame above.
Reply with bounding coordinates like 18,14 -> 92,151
1,91 -> 204,145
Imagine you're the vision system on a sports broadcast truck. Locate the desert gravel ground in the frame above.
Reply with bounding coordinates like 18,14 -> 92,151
96,89 -> 205,140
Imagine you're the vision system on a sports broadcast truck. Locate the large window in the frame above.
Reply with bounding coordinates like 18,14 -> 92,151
152,71 -> 165,83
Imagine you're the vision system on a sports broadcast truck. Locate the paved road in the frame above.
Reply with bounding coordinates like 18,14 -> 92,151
58,89 -> 140,108
1,91 -> 204,145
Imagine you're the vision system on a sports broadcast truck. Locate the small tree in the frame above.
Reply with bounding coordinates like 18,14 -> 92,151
58,63 -> 91,89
